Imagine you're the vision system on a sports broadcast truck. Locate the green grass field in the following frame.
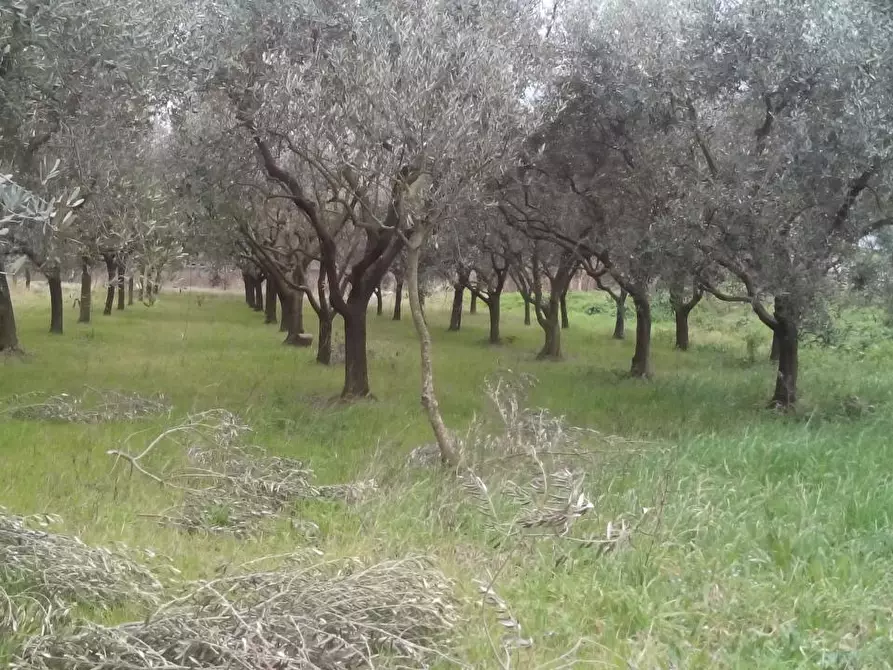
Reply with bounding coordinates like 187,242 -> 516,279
3,284 -> 893,668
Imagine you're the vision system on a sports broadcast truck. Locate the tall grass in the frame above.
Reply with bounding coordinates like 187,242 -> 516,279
2,284 -> 892,667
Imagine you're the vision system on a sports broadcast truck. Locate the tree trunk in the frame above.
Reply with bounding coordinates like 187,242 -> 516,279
282,291 -> 311,347
24,266 -> 31,290
448,284 -> 464,332
470,292 -> 478,314
127,276 -> 134,306
487,295 -> 501,344
613,289 -> 627,340
630,292 -> 652,378
675,308 -> 690,351
374,285 -> 383,316
769,299 -> 799,408
537,307 -> 562,360
48,271 -> 63,335
253,278 -> 264,312
317,311 -> 333,364
103,256 -> 115,315
770,330 -> 781,361
0,259 -> 19,351
392,280 -> 403,321
279,288 -> 291,333
406,228 -> 459,467
243,273 -> 256,308
264,279 -> 278,324
138,268 -> 146,302
524,298 -> 531,326
342,305 -> 370,398
116,264 -> 126,311
560,291 -> 570,329
78,260 -> 92,324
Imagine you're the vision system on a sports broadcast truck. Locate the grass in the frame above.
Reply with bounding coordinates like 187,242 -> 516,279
2,283 -> 893,668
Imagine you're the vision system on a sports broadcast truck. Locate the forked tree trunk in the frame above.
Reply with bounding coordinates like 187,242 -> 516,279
342,303 -> 370,397
487,295 -> 501,344
448,284 -> 464,332
48,271 -> 63,334
116,264 -> 126,311
103,255 -> 115,315
613,289 -> 627,340
470,292 -> 478,314
537,306 -> 562,360
406,229 -> 459,467
253,279 -> 264,312
0,260 -> 19,351
374,285 -> 383,316
670,288 -> 701,351
243,273 -> 256,308
78,259 -> 92,324
630,292 -> 652,378
560,292 -> 570,329
392,280 -> 403,321
264,279 -> 277,324
769,298 -> 799,408
770,330 -> 781,361
127,276 -> 134,306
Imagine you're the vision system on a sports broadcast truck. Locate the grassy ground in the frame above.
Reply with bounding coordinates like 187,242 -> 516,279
2,284 -> 893,668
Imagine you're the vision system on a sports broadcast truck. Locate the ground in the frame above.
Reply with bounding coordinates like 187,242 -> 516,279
2,285 -> 893,668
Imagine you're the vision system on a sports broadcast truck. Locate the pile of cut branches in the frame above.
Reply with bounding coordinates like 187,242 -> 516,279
1,387 -> 170,423
11,555 -> 459,670
110,410 -> 376,536
0,509 -> 163,635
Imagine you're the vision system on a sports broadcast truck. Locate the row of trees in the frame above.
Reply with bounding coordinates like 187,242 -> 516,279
2,0 -> 892,460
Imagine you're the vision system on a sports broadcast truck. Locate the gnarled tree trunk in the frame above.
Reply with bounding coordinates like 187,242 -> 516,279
613,289 -> 627,339
769,298 -> 799,408
78,259 -> 92,324
0,259 -> 19,351
448,284 -> 464,332
630,291 -> 652,378
770,330 -> 781,361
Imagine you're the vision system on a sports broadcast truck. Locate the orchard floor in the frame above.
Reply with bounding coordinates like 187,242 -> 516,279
2,285 -> 893,668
